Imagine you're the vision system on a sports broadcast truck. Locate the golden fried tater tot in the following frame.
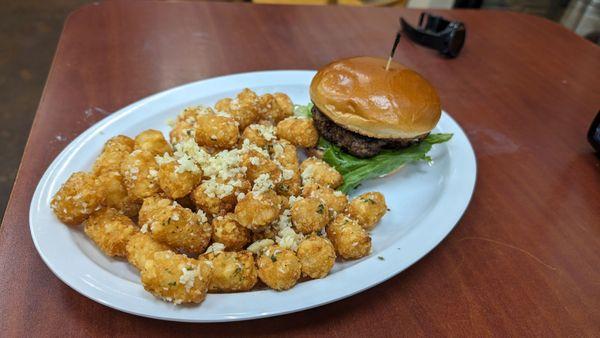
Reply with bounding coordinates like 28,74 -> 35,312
141,251 -> 212,304
270,141 -> 301,196
326,214 -> 371,260
51,172 -> 104,225
291,197 -> 329,235
300,157 -> 343,189
234,191 -> 281,231
302,183 -> 348,215
158,160 -> 202,199
195,114 -> 239,149
83,208 -> 137,257
241,151 -> 282,184
97,171 -> 141,217
258,93 -> 293,123
169,120 -> 195,145
191,177 -> 250,216
134,129 -> 172,156
276,117 -> 319,148
347,192 -> 387,230
297,236 -> 336,279
271,140 -> 299,168
92,135 -> 134,175
215,89 -> 260,130
120,149 -> 160,199
139,197 -> 212,256
212,214 -> 251,251
273,93 -> 293,118
105,135 -> 135,153
241,123 -> 277,148
204,251 -> 257,292
126,232 -> 170,270
257,245 -> 301,291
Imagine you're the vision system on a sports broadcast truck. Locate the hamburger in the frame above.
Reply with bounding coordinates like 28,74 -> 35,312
310,56 -> 442,158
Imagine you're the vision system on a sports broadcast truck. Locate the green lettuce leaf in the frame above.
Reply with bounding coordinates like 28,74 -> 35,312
320,133 -> 453,193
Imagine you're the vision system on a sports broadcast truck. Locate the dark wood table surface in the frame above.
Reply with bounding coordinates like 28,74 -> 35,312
1,0 -> 599,336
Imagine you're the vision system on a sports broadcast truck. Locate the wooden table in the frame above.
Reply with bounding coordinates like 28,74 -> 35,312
1,0 -> 599,336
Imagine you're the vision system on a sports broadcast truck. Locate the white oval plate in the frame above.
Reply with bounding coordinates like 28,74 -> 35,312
30,70 -> 476,322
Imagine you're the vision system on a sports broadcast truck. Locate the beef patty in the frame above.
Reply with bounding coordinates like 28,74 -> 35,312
312,105 -> 427,158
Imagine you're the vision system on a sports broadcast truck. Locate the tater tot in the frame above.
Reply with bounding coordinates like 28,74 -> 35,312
258,93 -> 293,123
234,191 -> 281,231
347,192 -> 387,230
92,135 -> 134,175
195,114 -> 239,149
291,197 -> 329,235
139,197 -> 212,256
241,151 -> 281,184
257,245 -> 301,291
83,208 -> 137,257
169,120 -> 195,145
302,183 -> 348,215
241,123 -> 277,148
215,89 -> 260,130
97,171 -> 141,217
276,117 -> 319,148
270,141 -> 301,196
191,177 -> 250,216
120,149 -> 160,199
105,135 -> 135,152
300,157 -> 343,189
157,160 -> 202,199
177,106 -> 208,123
204,251 -> 257,292
271,140 -> 299,168
326,214 -> 371,260
273,93 -> 293,117
141,251 -> 212,304
126,232 -> 170,270
51,172 -> 104,225
169,106 -> 213,145
212,214 -> 251,251
297,236 -> 336,279
134,129 -> 172,156
275,170 -> 301,197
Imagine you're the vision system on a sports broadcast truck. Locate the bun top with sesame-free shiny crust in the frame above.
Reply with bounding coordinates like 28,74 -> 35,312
310,56 -> 441,139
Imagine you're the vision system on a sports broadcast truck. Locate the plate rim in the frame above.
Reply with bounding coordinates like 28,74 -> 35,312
29,70 -> 477,322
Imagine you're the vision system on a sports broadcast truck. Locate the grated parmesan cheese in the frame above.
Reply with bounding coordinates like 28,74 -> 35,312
252,173 -> 274,194
247,239 -> 275,255
249,157 -> 261,166
204,242 -> 225,254
300,164 -> 315,185
281,169 -> 294,180
251,124 -> 276,141
179,266 -> 199,292
196,209 -> 208,224
288,195 -> 304,207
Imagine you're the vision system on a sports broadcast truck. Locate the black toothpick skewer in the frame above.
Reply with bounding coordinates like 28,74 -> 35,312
385,31 -> 401,71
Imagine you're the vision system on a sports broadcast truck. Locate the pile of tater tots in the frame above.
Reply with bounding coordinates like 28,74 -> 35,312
51,89 -> 387,305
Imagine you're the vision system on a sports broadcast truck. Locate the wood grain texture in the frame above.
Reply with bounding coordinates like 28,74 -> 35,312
1,0 -> 599,336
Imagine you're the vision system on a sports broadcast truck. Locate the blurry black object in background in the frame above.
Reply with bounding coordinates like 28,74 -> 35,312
401,13 -> 466,58
588,111 -> 600,153
454,0 -> 483,8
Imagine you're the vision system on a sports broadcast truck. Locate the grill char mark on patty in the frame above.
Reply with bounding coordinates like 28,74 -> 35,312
311,105 -> 427,158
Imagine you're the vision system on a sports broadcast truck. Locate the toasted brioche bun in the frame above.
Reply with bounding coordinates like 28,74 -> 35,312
310,56 -> 441,139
